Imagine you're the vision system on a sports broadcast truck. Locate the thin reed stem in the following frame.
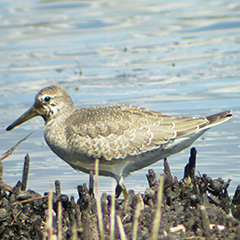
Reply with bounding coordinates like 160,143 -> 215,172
110,183 -> 116,240
95,159 -> 105,239
151,175 -> 164,240
132,201 -> 141,240
58,201 -> 62,240
116,215 -> 128,240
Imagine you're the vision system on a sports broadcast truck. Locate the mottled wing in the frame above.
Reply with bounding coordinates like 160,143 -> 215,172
64,105 -> 208,160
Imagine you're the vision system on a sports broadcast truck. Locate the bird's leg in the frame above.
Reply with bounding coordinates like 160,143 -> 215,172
115,184 -> 122,198
115,177 -> 128,199
89,170 -> 94,196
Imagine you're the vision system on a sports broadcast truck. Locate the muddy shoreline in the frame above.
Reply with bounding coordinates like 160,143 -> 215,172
0,143 -> 240,239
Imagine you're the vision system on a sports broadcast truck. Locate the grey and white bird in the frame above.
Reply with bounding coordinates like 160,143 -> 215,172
6,85 -> 232,197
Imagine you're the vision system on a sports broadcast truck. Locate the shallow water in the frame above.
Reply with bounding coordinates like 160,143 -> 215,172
0,0 -> 240,198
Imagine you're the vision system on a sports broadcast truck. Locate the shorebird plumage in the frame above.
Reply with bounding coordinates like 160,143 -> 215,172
6,85 -> 232,197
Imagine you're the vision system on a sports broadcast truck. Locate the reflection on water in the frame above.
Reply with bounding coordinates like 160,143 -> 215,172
0,0 -> 240,198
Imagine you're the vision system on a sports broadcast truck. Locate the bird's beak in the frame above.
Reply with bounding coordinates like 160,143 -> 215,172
6,105 -> 39,131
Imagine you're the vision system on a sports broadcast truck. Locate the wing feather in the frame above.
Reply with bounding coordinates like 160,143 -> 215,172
64,105 -> 209,161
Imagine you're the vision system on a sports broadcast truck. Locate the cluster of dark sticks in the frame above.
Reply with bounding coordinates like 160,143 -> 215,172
0,135 -> 240,239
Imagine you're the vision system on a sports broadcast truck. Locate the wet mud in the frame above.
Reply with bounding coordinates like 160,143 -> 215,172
0,142 -> 240,239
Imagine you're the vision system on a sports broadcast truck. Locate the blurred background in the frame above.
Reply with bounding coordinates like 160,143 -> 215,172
0,0 -> 240,198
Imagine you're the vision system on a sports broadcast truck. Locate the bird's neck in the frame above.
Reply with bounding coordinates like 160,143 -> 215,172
45,105 -> 76,128
44,106 -> 76,149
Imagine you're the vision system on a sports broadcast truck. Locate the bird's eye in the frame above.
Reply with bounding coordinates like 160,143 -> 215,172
44,96 -> 51,102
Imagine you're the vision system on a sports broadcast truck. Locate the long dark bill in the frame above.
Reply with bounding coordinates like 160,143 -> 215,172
6,106 -> 39,131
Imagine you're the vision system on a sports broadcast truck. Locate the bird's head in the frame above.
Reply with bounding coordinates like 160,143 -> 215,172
6,85 -> 75,131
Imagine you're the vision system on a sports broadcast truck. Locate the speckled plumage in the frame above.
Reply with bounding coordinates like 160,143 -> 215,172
6,85 -> 232,189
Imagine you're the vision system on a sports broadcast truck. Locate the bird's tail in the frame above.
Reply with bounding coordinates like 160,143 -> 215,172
203,110 -> 232,129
